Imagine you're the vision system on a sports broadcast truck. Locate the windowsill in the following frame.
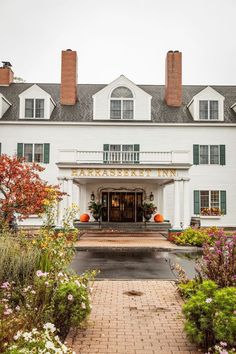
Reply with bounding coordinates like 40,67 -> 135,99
200,215 -> 221,219
20,117 -> 47,120
198,119 -> 222,122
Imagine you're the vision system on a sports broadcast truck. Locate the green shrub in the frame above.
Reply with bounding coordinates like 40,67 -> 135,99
0,235 -> 41,286
174,228 -> 214,247
183,280 -> 236,349
178,279 -> 201,299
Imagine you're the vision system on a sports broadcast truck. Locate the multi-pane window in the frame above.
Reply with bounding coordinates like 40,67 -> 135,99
200,190 -> 220,215
103,144 -> 139,164
22,143 -> 44,162
110,87 -> 134,120
199,100 -> 219,120
25,99 -> 44,118
199,145 -> 219,164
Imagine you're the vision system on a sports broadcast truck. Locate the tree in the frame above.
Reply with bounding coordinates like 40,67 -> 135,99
0,155 -> 63,226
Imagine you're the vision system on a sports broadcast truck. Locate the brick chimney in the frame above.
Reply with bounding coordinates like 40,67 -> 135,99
165,50 -> 182,107
0,62 -> 14,86
60,49 -> 78,105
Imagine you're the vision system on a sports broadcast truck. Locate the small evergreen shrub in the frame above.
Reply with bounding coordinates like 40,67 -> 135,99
174,228 -> 214,247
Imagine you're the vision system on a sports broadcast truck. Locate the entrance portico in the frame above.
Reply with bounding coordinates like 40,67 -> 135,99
57,165 -> 191,229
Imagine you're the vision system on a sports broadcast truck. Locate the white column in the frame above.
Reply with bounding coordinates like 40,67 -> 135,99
158,185 -> 164,215
183,179 -> 190,229
67,178 -> 73,208
57,177 -> 68,226
173,179 -> 181,229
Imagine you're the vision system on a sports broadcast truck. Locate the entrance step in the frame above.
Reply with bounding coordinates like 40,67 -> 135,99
74,221 -> 171,233
80,232 -> 166,238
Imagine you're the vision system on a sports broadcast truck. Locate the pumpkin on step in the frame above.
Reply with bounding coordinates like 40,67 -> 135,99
154,214 -> 164,223
80,213 -> 90,222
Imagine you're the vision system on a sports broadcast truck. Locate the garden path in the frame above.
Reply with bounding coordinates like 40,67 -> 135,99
67,280 -> 202,354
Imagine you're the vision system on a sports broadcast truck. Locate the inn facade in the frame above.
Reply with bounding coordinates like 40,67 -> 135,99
0,50 -> 236,228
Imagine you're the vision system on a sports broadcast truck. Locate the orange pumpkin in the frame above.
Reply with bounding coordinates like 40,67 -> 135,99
154,214 -> 164,223
80,213 -> 90,222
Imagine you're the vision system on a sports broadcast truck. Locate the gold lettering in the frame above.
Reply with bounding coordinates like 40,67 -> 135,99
146,169 -> 152,177
170,169 -> 177,177
131,170 -> 137,177
79,169 -> 86,177
102,170 -> 109,177
94,169 -> 101,176
110,169 -> 116,176
163,170 -> 169,177
157,169 -> 162,177
123,169 -> 129,177
88,169 -> 94,176
71,169 -> 78,177
117,169 -> 122,177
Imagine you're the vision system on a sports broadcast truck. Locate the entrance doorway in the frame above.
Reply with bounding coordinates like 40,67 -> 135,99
101,192 -> 143,222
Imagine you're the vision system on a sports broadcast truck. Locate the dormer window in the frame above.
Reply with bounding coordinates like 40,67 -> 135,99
110,86 -> 134,120
199,100 -> 219,120
25,99 -> 44,118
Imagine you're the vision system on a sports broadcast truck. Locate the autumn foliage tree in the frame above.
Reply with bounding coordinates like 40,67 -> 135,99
0,155 -> 63,226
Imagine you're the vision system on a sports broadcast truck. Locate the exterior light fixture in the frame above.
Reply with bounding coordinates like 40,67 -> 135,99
149,192 -> 154,201
91,192 -> 95,201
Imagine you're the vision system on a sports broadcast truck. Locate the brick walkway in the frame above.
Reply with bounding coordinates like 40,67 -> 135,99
67,280 -> 201,354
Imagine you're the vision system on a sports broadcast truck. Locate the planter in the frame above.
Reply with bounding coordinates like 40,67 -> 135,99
168,229 -> 182,242
92,214 -> 100,222
144,213 -> 152,221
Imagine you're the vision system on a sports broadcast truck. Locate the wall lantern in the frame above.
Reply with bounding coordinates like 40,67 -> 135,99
91,192 -> 95,201
149,192 -> 154,201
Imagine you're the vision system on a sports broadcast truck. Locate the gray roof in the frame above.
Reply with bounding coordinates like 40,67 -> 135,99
0,83 -> 236,123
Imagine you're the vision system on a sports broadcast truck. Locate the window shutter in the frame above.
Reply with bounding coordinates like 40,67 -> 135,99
220,191 -> 226,215
220,145 -> 226,165
103,144 -> 109,163
134,144 -> 140,163
43,144 -> 50,164
194,190 -> 200,214
17,143 -> 23,158
193,145 -> 199,165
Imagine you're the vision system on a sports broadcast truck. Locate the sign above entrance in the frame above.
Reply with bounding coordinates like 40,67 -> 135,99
71,168 -> 177,178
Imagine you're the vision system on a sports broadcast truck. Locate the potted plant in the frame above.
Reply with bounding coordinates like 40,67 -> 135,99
141,202 -> 157,221
88,201 -> 103,221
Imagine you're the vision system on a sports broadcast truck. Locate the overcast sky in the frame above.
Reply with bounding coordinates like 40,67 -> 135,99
1,0 -> 236,85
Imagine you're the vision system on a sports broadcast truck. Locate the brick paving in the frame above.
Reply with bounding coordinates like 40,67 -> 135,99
67,280 -> 201,354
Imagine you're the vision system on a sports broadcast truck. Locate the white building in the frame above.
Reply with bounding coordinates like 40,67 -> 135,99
0,50 -> 235,228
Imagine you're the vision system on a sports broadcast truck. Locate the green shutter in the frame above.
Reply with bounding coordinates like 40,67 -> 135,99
220,191 -> 226,215
43,144 -> 50,164
17,143 -> 23,159
194,190 -> 200,214
103,144 -> 109,164
220,145 -> 226,165
134,144 -> 140,163
193,145 -> 199,165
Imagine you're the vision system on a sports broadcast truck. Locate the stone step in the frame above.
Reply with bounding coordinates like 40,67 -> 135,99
74,221 -> 171,232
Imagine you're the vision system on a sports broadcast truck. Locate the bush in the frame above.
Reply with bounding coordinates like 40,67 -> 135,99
183,280 -> 236,349
196,231 -> 236,288
0,234 -> 41,286
178,279 -> 201,299
174,227 -> 214,247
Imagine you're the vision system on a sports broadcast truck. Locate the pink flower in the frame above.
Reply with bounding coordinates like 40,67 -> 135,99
67,294 -> 74,301
206,298 -> 212,303
1,282 -> 10,289
4,308 -> 13,316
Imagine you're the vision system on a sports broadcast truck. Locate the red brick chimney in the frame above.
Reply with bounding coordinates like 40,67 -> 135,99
0,62 -> 14,86
165,50 -> 182,107
60,49 -> 78,105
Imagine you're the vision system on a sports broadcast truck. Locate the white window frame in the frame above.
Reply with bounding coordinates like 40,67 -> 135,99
199,145 -> 220,165
199,100 -> 219,121
200,190 -> 221,215
105,144 -> 138,164
110,87 -> 134,120
24,98 -> 45,119
22,143 -> 44,163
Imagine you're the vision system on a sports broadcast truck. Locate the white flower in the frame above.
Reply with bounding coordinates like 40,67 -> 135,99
74,280 -> 80,287
4,308 -> 13,315
220,342 -> 228,347
15,305 -> 20,311
205,298 -> 213,303
43,322 -> 56,333
31,290 -> 36,294
22,332 -> 32,341
58,272 -> 64,277
67,294 -> 74,301
81,302 -> 86,309
13,331 -> 22,340
45,340 -> 55,350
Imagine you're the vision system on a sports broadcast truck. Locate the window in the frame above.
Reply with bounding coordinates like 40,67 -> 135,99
194,190 -> 226,215
193,145 -> 225,165
103,144 -> 139,164
199,100 -> 219,120
110,87 -> 134,120
25,99 -> 44,118
17,143 -> 50,163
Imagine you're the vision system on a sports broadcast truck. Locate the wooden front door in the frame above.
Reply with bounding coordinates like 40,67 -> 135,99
101,192 -> 143,222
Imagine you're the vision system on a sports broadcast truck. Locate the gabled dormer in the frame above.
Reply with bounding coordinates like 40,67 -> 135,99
19,84 -> 56,119
0,93 -> 11,118
92,75 -> 152,121
231,102 -> 236,114
187,86 -> 225,122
